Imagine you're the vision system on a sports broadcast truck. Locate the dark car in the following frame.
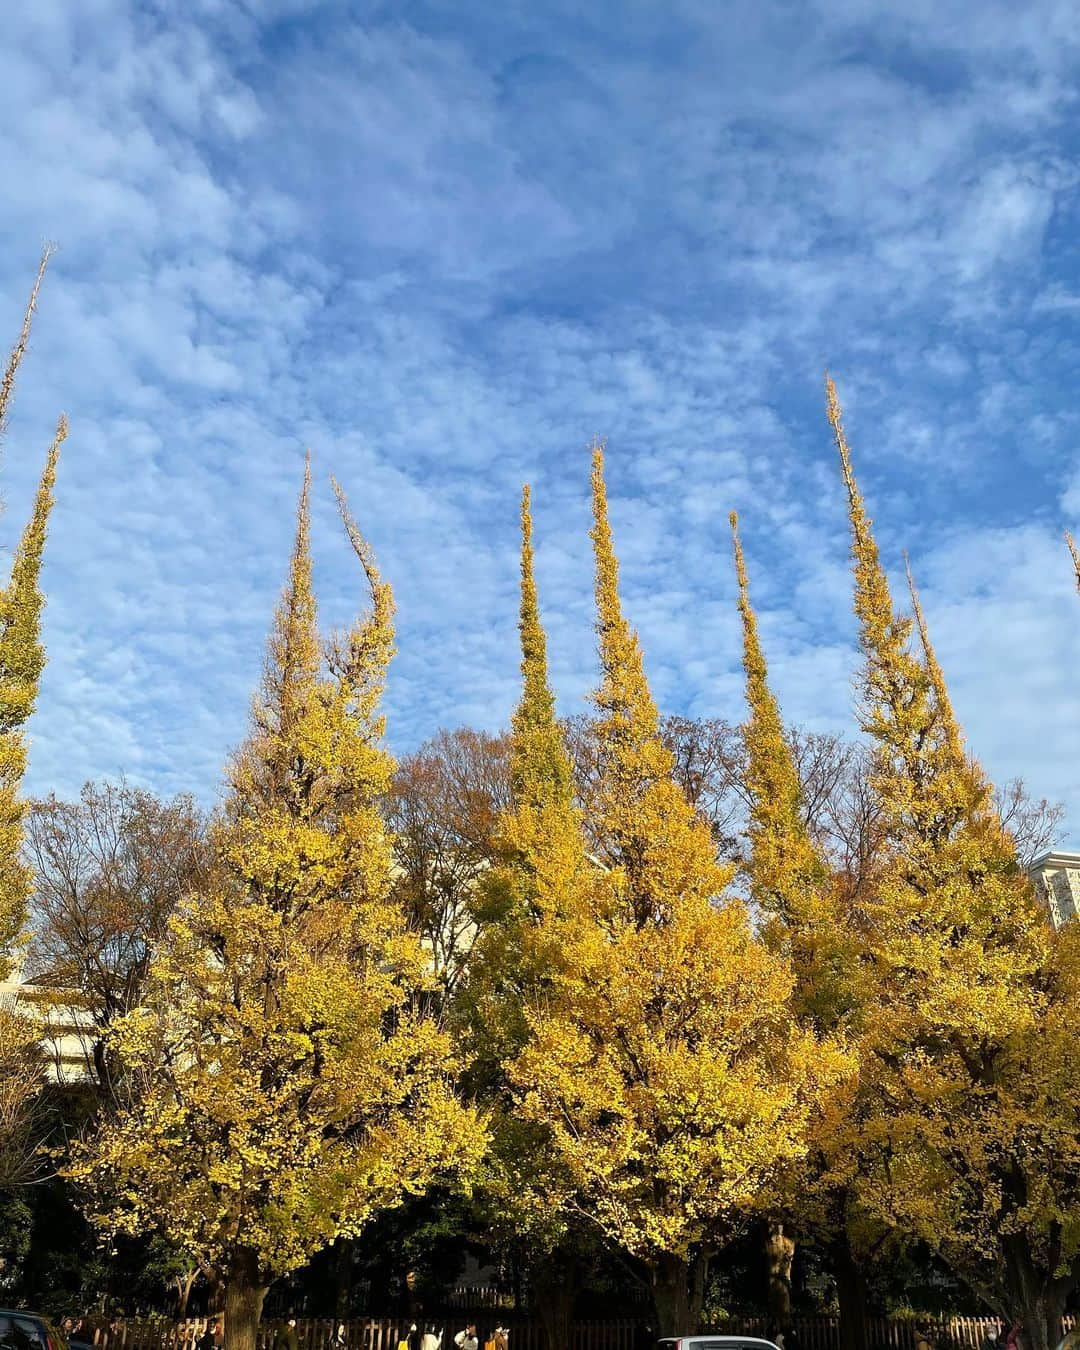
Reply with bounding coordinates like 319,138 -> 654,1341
0,1310 -> 70,1350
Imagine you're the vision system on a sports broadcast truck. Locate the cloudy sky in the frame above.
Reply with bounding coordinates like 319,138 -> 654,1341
3,0 -> 1080,831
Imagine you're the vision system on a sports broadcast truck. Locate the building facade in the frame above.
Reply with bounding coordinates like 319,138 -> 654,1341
1029,849 -> 1080,930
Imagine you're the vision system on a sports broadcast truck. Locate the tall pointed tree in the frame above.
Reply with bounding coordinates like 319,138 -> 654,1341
71,464 -> 483,1350
826,376 -> 1080,1350
513,446 -> 839,1334
729,511 -> 859,1026
0,246 -> 66,976
0,250 -> 66,1189
460,485 -> 593,1350
730,512 -> 863,1329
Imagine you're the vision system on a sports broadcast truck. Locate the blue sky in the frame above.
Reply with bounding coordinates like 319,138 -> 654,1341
3,0 -> 1080,829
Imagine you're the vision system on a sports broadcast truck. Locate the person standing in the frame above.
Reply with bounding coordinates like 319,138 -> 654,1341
420,1328 -> 442,1350
196,1323 -> 220,1350
276,1319 -> 300,1350
453,1326 -> 478,1350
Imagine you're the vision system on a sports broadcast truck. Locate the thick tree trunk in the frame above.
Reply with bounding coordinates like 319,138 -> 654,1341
765,1221 -> 795,1326
224,1248 -> 268,1350
333,1240 -> 352,1319
832,1235 -> 868,1350
688,1253 -> 710,1331
1001,1234 -> 1075,1350
650,1252 -> 709,1338
534,1249 -> 577,1350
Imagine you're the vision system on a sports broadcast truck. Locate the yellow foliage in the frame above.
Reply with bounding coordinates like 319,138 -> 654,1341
827,377 -> 1077,1336
511,448 -> 844,1282
0,250 -> 65,976
460,485 -> 585,1249
70,465 -> 484,1296
730,511 -> 860,1032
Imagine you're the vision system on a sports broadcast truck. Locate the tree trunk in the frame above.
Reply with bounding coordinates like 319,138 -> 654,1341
333,1240 -> 353,1319
1002,1234 -> 1075,1350
178,1270 -> 197,1319
224,1248 -> 268,1350
765,1221 -> 795,1326
833,1234 -> 868,1350
650,1252 -> 708,1338
534,1249 -> 577,1350
688,1253 -> 710,1332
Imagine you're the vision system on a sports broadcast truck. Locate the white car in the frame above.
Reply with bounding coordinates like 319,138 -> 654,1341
657,1338 -> 781,1350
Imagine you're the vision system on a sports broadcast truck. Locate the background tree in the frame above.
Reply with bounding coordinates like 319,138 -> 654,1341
387,727 -> 510,1005
69,466 -> 483,1350
24,781 -> 207,1089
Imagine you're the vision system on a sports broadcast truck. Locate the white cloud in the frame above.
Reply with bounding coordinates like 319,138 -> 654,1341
0,0 -> 1076,844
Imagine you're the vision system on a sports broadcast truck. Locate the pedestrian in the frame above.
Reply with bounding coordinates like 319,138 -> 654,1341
332,1326 -> 347,1349
420,1326 -> 442,1350
454,1326 -> 478,1350
408,1326 -> 421,1350
494,1327 -> 509,1350
980,1324 -> 1002,1350
914,1325 -> 934,1350
196,1322 -> 218,1350
276,1319 -> 300,1350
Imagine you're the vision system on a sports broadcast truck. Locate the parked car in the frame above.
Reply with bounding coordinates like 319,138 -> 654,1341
658,1338 -> 781,1350
0,1311 -> 69,1350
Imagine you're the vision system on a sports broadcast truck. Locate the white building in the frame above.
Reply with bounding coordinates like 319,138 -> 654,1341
0,970 -> 97,1083
1029,849 -> 1080,930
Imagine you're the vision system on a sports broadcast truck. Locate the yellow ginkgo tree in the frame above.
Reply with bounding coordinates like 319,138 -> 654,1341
0,248 -> 65,1188
511,446 -> 843,1335
458,484 -> 595,1350
70,465 -> 484,1350
729,511 -> 865,1338
826,378 -> 1080,1350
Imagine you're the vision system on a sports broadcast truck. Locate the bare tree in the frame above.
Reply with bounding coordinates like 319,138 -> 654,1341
387,728 -> 511,1002
386,721 -> 1064,1000
994,777 -> 1066,870
564,712 -> 748,864
24,780 -> 207,1089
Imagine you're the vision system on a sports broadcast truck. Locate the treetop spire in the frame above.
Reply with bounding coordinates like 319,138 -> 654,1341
261,454 -> 319,743
0,245 -> 53,439
590,440 -> 661,742
511,483 -> 573,814
730,510 -> 826,921
903,553 -> 966,771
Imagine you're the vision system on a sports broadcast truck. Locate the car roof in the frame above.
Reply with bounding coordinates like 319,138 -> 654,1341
0,1313 -> 50,1323
659,1340 -> 780,1348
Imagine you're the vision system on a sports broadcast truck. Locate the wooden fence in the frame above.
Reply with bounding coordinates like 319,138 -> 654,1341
90,1314 -> 1078,1350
